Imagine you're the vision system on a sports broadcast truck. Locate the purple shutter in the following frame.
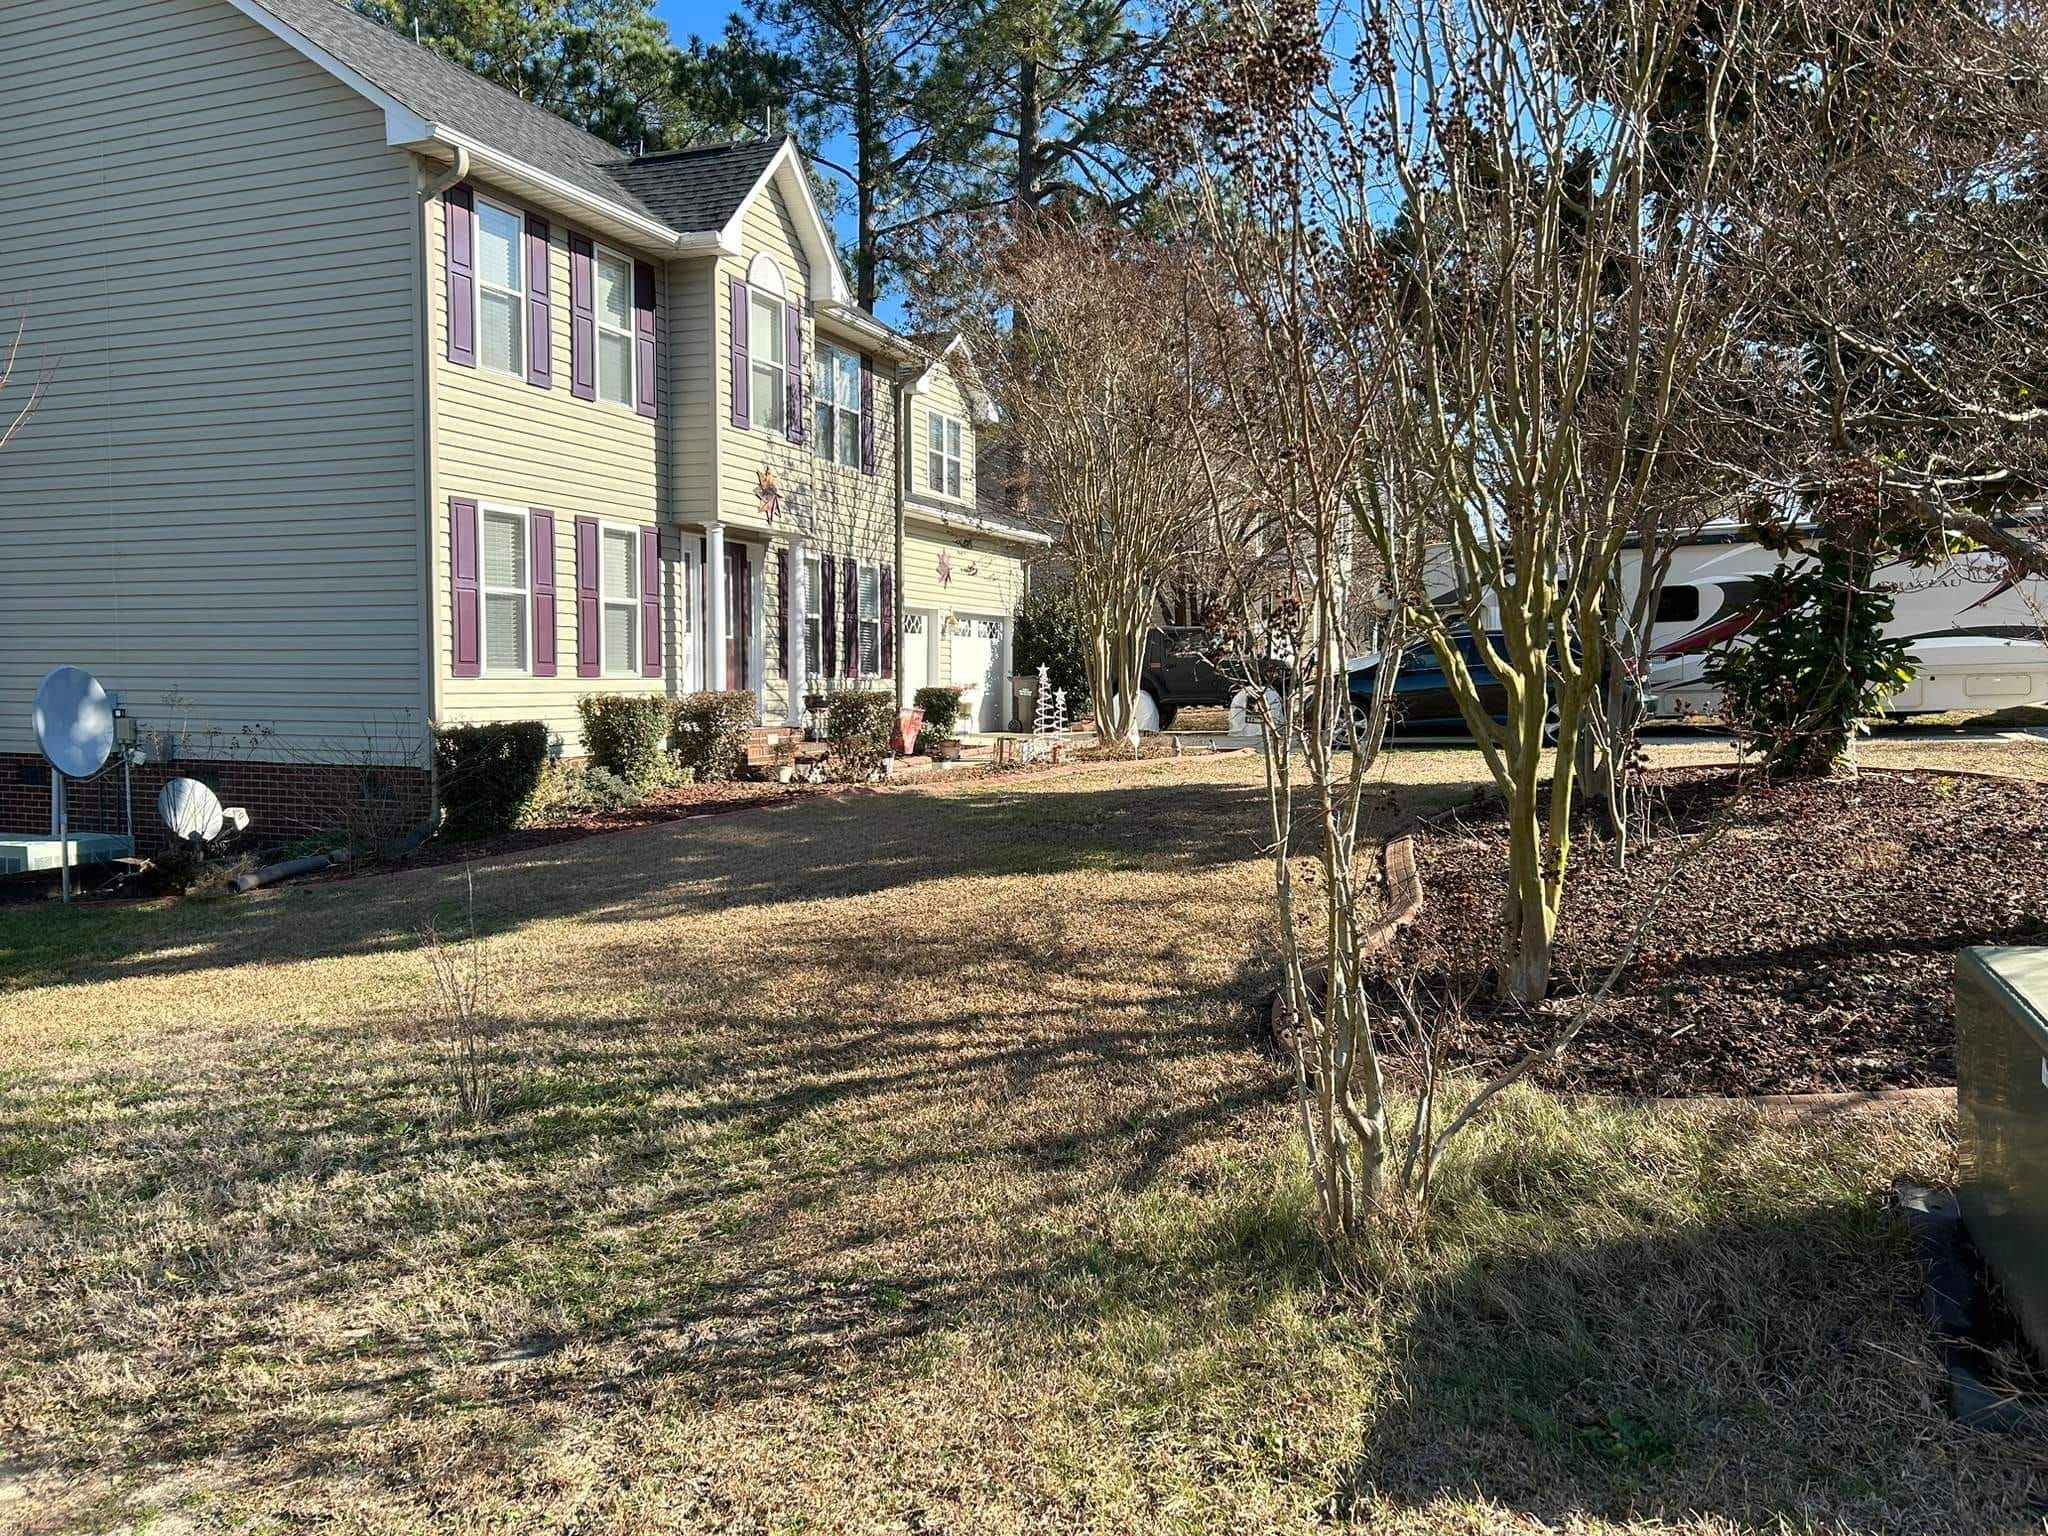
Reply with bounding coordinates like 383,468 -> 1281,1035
634,261 -> 658,419
820,553 -> 837,680
531,509 -> 557,676
575,516 -> 600,677
844,558 -> 860,674
881,563 -> 895,679
525,214 -> 552,388
785,302 -> 803,444
445,186 -> 475,368
569,235 -> 596,401
450,497 -> 480,677
776,549 -> 791,674
860,359 -> 877,475
640,525 -> 662,677
729,279 -> 750,428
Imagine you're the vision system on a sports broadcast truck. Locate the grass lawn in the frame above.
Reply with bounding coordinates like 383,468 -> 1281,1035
1,745 -> 2042,1533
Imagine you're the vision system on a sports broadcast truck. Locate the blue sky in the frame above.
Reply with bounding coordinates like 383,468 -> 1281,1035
651,0 -> 900,315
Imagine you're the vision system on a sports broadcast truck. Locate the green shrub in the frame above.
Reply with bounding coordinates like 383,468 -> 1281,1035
433,721 -> 551,840
577,693 -> 674,790
1014,581 -> 1086,701
1704,542 -> 1913,775
673,690 -> 755,782
825,690 -> 897,781
913,686 -> 965,744
577,765 -> 644,810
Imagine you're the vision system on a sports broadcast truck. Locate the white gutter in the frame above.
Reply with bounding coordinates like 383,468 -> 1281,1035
399,127 -> 730,259
906,501 -> 1054,547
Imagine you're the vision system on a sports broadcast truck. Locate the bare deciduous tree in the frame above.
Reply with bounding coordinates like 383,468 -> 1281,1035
1359,0 -> 1748,1005
1,311 -> 48,456
965,219 -> 1212,743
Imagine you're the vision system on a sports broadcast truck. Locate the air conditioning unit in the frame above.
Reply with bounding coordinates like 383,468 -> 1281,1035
1956,946 -> 2048,1358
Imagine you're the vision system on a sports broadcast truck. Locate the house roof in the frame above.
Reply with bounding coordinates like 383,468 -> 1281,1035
239,0 -> 648,217
224,0 -> 848,296
604,138 -> 789,236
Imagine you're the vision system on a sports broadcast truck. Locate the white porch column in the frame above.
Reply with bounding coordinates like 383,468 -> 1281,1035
785,537 -> 806,726
705,522 -> 727,692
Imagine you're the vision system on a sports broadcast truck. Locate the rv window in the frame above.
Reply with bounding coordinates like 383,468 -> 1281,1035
1655,584 -> 1700,624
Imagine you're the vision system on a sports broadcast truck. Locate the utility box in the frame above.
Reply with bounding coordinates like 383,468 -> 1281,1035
1957,947 -> 2048,1359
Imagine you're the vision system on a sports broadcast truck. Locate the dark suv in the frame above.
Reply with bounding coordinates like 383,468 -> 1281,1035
1141,627 -> 1291,729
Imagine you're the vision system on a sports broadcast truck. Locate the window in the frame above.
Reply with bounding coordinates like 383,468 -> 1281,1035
803,553 -> 822,678
858,562 -> 881,675
595,249 -> 635,408
927,411 -> 963,499
475,198 -> 525,377
1654,583 -> 1701,624
750,290 -> 786,433
813,345 -> 863,468
600,523 -> 639,674
480,506 -> 528,673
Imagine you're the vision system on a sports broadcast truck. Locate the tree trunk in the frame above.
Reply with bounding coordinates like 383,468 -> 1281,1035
854,43 -> 878,312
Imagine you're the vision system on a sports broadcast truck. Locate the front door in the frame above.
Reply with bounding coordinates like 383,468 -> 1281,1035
724,545 -> 752,693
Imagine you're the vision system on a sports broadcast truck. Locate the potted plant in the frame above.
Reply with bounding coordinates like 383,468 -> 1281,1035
914,686 -> 966,761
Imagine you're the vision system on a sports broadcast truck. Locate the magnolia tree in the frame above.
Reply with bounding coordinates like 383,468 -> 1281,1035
966,221 -> 1211,743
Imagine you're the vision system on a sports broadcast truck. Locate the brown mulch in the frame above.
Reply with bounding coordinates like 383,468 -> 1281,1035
1385,766 -> 2048,1098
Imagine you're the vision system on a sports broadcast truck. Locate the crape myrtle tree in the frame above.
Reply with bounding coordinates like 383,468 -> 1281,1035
1149,0 -> 1731,1227
1356,0 -> 1749,1006
1153,0 -> 1425,1233
963,219 -> 1213,745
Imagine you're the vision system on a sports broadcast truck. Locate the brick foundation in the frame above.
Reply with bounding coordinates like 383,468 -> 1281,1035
0,753 -> 433,855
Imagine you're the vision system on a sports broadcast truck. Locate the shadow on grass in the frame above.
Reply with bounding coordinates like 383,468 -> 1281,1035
1,770 -> 1281,996
1339,1192 -> 2036,1531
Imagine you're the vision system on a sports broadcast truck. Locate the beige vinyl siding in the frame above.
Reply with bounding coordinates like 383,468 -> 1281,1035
908,367 -> 979,513
901,523 -> 1029,700
0,0 -> 425,766
426,175 -> 672,750
710,182 -> 897,722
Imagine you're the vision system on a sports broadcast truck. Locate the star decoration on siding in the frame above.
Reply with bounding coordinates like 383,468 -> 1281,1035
757,467 -> 782,524
937,551 -> 953,586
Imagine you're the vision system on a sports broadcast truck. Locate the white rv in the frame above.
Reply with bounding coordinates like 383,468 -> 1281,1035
1626,530 -> 2048,719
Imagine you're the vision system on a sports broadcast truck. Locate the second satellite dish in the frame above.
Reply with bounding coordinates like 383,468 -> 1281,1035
32,666 -> 114,779
158,778 -> 225,843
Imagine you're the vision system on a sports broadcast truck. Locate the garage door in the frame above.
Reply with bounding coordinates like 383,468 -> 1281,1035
950,615 -> 1005,732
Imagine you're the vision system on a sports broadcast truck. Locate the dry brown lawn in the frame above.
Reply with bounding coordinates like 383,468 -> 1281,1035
2,743 -> 2043,1533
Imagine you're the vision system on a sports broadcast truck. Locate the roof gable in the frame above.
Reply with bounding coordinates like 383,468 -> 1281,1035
218,0 -> 852,296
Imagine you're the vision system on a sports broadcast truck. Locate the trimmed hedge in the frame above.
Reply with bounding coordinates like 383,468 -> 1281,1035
826,690 -> 897,781
433,721 -> 550,840
913,686 -> 966,744
577,693 -> 674,790
673,690 -> 755,783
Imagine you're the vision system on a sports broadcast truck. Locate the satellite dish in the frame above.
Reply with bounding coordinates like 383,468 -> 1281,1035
32,667 -> 113,779
158,778 -> 225,843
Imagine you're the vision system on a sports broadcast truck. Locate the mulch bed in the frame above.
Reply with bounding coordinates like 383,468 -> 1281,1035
1383,766 -> 2048,1097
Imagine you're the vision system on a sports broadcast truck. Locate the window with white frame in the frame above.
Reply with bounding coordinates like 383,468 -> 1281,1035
801,553 -> 823,678
480,506 -> 529,673
600,523 -> 639,674
475,198 -> 526,377
857,562 -> 881,675
927,411 -> 963,498
750,289 -> 786,432
813,344 -> 861,468
595,249 -> 636,408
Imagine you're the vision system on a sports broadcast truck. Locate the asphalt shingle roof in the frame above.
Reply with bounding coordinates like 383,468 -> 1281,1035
604,138 -> 788,235
241,0 -> 787,236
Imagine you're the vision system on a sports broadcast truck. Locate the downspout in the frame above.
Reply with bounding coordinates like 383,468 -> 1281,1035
893,373 -> 911,709
415,147 -> 469,820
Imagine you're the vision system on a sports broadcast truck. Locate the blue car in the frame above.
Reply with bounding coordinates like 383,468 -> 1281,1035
1347,632 -> 1516,738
